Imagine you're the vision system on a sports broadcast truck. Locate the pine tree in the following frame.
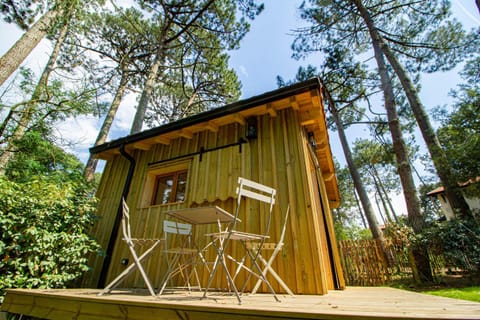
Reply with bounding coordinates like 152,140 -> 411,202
129,0 -> 263,133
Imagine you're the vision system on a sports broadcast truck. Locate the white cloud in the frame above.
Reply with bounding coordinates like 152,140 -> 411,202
53,115 -> 101,163
50,91 -> 138,164
238,65 -> 249,78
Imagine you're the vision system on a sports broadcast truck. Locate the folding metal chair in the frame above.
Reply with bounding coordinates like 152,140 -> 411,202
250,204 -> 294,296
99,198 -> 163,296
203,177 -> 280,304
157,220 -> 202,295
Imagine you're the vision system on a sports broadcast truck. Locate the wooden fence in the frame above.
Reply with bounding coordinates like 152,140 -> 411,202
338,238 -> 474,286
338,239 -> 412,286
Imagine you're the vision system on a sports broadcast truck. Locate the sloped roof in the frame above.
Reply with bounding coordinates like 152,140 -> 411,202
427,176 -> 480,196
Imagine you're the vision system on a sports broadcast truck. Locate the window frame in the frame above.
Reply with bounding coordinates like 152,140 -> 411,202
140,160 -> 191,208
151,169 -> 188,205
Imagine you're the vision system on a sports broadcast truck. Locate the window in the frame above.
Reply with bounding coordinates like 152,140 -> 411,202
140,160 -> 190,207
151,170 -> 188,205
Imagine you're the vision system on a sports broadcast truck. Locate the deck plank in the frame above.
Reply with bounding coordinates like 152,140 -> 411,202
2,287 -> 480,320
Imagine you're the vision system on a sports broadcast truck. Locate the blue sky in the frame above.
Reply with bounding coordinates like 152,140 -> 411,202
229,0 -> 305,98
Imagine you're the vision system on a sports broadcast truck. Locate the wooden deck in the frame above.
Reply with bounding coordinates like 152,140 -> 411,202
2,287 -> 480,320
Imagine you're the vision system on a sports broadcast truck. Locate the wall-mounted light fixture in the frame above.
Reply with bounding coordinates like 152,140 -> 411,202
246,117 -> 258,140
308,131 -> 317,149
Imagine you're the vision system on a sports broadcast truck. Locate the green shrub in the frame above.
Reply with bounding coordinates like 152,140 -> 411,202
0,177 -> 100,299
421,219 -> 480,274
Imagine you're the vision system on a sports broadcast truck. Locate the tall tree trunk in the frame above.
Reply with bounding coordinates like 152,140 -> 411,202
374,192 -> 387,224
0,9 -> 59,87
378,37 -> 472,221
322,85 -> 385,241
0,19 -> 68,174
353,190 -> 368,229
352,0 -> 433,282
0,108 -> 16,138
371,167 -> 393,223
84,69 -> 129,182
129,0 -> 216,134
130,50 -> 163,134
372,164 -> 399,223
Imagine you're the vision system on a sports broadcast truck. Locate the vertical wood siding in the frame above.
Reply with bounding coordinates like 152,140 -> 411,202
84,108 -> 339,295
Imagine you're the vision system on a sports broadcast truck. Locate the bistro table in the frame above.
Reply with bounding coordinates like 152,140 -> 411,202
166,206 -> 238,255
167,206 -> 237,225
164,206 -> 238,294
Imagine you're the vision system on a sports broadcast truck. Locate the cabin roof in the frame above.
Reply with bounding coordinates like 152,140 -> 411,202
427,176 -> 480,196
90,77 -> 340,207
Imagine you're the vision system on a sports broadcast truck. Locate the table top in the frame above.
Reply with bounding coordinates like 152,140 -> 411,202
167,206 -> 238,225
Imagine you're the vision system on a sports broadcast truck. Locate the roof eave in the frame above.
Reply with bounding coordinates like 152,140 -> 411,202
90,78 -> 322,155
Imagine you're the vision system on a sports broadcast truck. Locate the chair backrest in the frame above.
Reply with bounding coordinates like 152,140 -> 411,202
236,177 -> 276,208
163,220 -> 193,250
234,177 -> 276,235
163,220 -> 192,235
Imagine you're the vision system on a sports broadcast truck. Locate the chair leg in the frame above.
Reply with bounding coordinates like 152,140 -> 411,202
98,240 -> 161,297
241,242 -> 280,302
192,264 -> 202,291
202,246 -> 221,296
251,253 -> 294,296
173,255 -> 195,292
158,251 -> 201,295
158,251 -> 182,295
128,244 -> 158,296
183,253 -> 202,292
231,254 -> 247,282
202,237 -> 242,304
98,261 -> 138,296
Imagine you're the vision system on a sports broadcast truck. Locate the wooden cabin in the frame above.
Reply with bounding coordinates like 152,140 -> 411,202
84,78 -> 345,295
427,177 -> 480,220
